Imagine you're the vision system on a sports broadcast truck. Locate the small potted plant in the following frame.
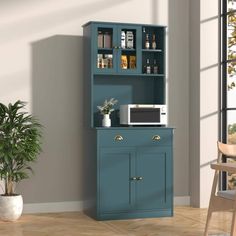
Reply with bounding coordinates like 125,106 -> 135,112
97,98 -> 118,127
0,100 -> 42,221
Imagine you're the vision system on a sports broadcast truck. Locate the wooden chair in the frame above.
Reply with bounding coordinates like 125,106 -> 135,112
204,141 -> 236,236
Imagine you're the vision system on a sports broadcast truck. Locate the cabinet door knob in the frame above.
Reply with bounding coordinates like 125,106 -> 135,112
136,176 -> 143,181
130,177 -> 137,180
152,135 -> 161,141
114,135 -> 123,141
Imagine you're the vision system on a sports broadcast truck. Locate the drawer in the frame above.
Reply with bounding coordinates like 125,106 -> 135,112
97,129 -> 172,147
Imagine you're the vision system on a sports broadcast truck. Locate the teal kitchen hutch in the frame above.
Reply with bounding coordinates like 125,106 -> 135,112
83,21 -> 174,220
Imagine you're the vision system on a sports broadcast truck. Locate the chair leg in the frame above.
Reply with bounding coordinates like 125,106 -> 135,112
204,208 -> 212,236
231,210 -> 236,236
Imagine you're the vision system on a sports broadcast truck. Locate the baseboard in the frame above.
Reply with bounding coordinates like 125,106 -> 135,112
23,200 -> 93,214
23,196 -> 190,214
174,196 -> 190,206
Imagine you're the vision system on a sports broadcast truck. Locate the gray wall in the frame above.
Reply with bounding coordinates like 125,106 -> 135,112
1,0 -> 191,205
189,0 -> 201,207
168,0 -> 190,197
17,36 -> 92,203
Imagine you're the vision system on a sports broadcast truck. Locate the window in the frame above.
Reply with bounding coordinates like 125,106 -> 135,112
221,0 -> 236,189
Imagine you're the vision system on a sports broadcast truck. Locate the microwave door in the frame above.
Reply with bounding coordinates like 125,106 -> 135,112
130,108 -> 160,123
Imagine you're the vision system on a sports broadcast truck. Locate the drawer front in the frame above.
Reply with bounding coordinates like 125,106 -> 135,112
98,129 -> 173,147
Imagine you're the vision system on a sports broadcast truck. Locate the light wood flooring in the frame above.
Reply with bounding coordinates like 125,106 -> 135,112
0,206 -> 233,236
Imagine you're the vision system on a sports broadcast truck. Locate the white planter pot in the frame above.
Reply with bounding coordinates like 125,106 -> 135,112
102,114 -> 111,127
0,195 -> 23,221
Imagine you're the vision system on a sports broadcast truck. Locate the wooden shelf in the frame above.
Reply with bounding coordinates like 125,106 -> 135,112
142,49 -> 162,52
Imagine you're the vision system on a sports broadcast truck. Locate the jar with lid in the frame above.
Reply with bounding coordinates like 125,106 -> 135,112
103,32 -> 112,48
97,31 -> 103,48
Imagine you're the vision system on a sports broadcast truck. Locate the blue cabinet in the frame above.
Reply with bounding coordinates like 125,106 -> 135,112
97,128 -> 173,220
83,21 -> 174,220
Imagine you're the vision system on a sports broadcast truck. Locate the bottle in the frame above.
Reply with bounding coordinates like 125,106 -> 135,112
152,34 -> 156,49
126,31 -> 134,49
121,31 -> 126,49
145,34 -> 150,49
145,59 -> 151,74
153,59 -> 158,74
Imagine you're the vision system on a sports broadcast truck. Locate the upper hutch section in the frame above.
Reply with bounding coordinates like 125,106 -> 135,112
83,21 -> 166,76
83,21 -> 167,127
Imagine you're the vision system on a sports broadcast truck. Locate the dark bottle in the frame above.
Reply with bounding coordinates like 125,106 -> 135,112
145,59 -> 151,74
152,34 -> 156,49
153,59 -> 158,74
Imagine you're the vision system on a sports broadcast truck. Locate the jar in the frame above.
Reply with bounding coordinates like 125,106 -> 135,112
97,31 -> 103,48
103,32 -> 112,48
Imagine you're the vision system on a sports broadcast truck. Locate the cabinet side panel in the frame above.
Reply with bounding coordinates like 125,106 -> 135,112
83,24 -> 93,127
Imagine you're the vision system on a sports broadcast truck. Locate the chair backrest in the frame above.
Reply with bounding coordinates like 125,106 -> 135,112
217,141 -> 236,161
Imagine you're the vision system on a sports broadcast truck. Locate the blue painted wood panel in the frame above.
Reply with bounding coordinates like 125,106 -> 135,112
98,147 -> 135,213
98,129 -> 172,147
135,147 -> 172,210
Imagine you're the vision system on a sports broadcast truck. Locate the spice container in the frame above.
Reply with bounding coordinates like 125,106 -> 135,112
129,56 -> 136,69
107,54 -> 113,68
126,31 -> 134,49
97,31 -> 103,48
121,55 -> 128,69
97,54 -> 103,68
121,31 -> 126,49
103,32 -> 111,48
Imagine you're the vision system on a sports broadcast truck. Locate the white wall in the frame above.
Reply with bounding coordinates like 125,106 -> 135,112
189,0 -> 219,207
0,0 -> 190,208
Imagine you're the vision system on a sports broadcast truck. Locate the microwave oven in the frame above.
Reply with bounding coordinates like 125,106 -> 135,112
120,104 -> 167,126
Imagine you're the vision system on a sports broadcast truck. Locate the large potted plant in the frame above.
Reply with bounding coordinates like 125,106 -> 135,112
0,100 -> 42,221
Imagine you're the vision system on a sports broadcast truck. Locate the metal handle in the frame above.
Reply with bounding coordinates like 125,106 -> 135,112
136,176 -> 143,181
114,135 -> 123,141
152,135 -> 161,141
130,177 -> 137,180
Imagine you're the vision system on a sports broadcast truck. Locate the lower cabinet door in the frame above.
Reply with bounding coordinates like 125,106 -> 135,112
99,147 -> 135,213
135,146 -> 173,210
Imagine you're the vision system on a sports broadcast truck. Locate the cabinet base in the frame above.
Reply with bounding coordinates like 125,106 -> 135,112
97,208 -> 173,220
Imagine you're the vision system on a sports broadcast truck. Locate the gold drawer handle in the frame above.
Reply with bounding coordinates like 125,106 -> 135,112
152,135 -> 161,141
114,135 -> 123,141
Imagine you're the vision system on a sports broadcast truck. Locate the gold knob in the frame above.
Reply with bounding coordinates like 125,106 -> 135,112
136,176 -> 143,181
152,135 -> 161,141
114,135 -> 123,141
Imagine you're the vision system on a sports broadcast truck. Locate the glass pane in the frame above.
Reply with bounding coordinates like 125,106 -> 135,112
228,0 -> 236,11
226,110 -> 236,190
227,8 -> 236,106
120,28 -> 137,71
227,10 -> 236,61
227,110 -> 236,144
227,158 -> 236,189
97,27 -> 114,70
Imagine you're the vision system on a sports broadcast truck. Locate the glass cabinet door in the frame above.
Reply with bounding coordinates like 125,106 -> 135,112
93,24 -> 117,74
117,25 -> 142,74
92,24 -> 141,74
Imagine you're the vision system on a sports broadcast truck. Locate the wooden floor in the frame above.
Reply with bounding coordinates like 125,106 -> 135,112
0,206 -> 232,236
